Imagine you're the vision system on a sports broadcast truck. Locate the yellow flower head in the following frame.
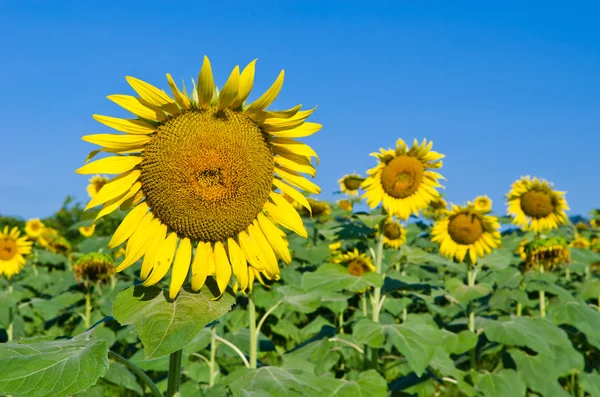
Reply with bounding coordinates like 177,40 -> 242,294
87,175 -> 109,198
472,195 -> 492,213
38,227 -> 59,250
79,225 -> 95,238
362,139 -> 444,220
336,249 -> 375,277
73,253 -> 115,285
506,176 -> 569,233
379,217 -> 407,249
76,56 -> 320,299
0,226 -> 32,278
25,218 -> 45,239
338,174 -> 364,197
574,222 -> 589,232
50,236 -> 71,255
337,199 -> 353,212
431,204 -> 501,263
299,198 -> 331,221
569,236 -> 590,249
422,196 -> 449,220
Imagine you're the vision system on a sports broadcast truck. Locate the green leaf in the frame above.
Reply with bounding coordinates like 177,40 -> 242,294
228,366 -> 322,397
452,330 -> 478,355
548,300 -> 600,349
31,291 -> 85,321
36,251 -> 67,266
445,278 -> 492,305
579,371 -> 600,397
112,282 -> 235,359
477,248 -> 516,270
0,332 -> 109,397
571,248 -> 600,265
291,244 -> 331,265
383,321 -> 445,376
320,370 -> 387,396
509,349 -> 571,397
301,263 -> 383,293
277,285 -> 322,313
352,319 -> 384,348
578,279 -> 600,301
475,369 -> 526,397
76,236 -> 111,253
103,362 -> 143,395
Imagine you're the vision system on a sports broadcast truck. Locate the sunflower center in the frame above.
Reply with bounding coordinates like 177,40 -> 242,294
380,155 -> 424,198
384,222 -> 402,239
448,213 -> 484,245
30,223 -> 41,232
140,109 -> 274,242
0,238 -> 17,261
343,177 -> 362,191
520,190 -> 555,219
347,260 -> 368,277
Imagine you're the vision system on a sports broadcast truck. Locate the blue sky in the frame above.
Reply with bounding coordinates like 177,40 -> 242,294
1,1 -> 599,219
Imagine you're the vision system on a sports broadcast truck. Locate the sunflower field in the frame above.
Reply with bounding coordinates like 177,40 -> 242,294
2,58 -> 600,397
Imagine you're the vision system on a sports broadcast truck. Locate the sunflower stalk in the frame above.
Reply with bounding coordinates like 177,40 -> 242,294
248,294 -> 258,369
166,349 -> 183,397
368,221 -> 386,370
467,262 -> 477,369
7,281 -> 13,342
108,351 -> 162,397
539,263 -> 546,318
84,290 -> 92,329
209,327 -> 217,386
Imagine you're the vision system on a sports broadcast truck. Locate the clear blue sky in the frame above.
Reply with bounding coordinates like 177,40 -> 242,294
1,1 -> 599,219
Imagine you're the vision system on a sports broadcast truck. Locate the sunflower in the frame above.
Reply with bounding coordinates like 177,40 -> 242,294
87,175 -> 109,198
381,218 -> 407,249
79,225 -> 95,238
473,196 -> 492,213
506,177 -> 569,233
338,199 -> 353,212
336,249 -> 375,277
38,227 -> 59,250
422,196 -> 448,220
299,198 -> 331,221
575,222 -> 590,232
519,236 -> 570,271
431,204 -> 501,263
569,236 -> 590,249
362,139 -> 444,220
592,219 -> 599,229
338,174 -> 364,197
76,57 -> 320,299
25,218 -> 45,239
0,226 -> 32,278
50,237 -> 71,255
73,253 -> 115,285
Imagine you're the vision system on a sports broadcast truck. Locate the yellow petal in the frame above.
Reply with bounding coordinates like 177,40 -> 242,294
257,213 -> 291,264
197,56 -> 215,107
237,230 -> 266,271
108,202 -> 149,248
231,59 -> 256,109
261,109 -> 315,131
107,95 -> 168,121
275,166 -> 321,194
255,105 -> 302,120
82,134 -> 151,151
95,182 -> 141,221
125,76 -> 179,114
166,73 -> 191,109
169,237 -> 192,299
85,170 -> 140,210
265,192 -> 307,238
218,66 -> 240,110
272,137 -> 319,164
213,242 -> 232,296
228,238 -> 248,293
116,214 -> 156,272
93,115 -> 156,135
274,155 -> 316,177
248,221 -> 280,277
76,155 -> 143,175
143,232 -> 178,286
272,179 -> 311,215
140,223 -> 167,280
246,70 -> 284,113
269,122 -> 322,138
191,242 -> 211,291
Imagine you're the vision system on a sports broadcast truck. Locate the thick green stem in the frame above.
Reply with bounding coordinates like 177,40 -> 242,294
248,295 -> 257,369
312,223 -> 318,246
467,263 -> 477,369
7,282 -> 13,341
539,265 -> 546,318
84,291 -> 92,329
209,327 -> 217,386
361,293 -> 368,317
370,230 -> 385,323
108,351 -> 162,397
338,310 -> 344,334
166,350 -> 183,397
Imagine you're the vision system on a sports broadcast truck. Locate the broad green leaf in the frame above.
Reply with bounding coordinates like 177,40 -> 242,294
571,248 -> 600,265
31,291 -> 86,321
112,282 -> 235,359
525,280 -> 576,302
277,285 -> 322,313
509,349 -> 570,397
228,366 -> 322,397
579,371 -> 600,397
320,370 -> 387,396
452,330 -> 478,355
578,279 -> 600,301
103,362 -> 143,395
76,236 -> 111,253
548,300 -> 600,349
0,332 -> 109,397
301,263 -> 383,293
352,319 -> 384,348
445,278 -> 492,305
477,248 -> 515,270
36,250 -> 67,266
291,244 -> 330,265
475,369 -> 526,397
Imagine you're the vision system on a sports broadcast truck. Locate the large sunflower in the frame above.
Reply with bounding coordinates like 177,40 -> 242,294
431,204 -> 501,263
381,218 -> 407,249
0,226 -> 32,278
87,175 -> 109,198
25,218 -> 45,239
506,176 -> 569,233
76,57 -> 321,299
338,174 -> 363,197
362,139 -> 444,220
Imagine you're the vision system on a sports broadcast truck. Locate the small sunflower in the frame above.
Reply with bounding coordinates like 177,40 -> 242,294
50,237 -> 72,255
25,218 -> 45,239
506,177 -> 569,233
38,227 -> 59,250
336,249 -> 375,277
380,218 -> 407,249
362,139 -> 444,220
569,236 -> 590,249
0,226 -> 32,278
575,222 -> 590,231
73,253 -> 115,285
87,175 -> 109,198
299,198 -> 331,221
77,56 -> 320,299
337,199 -> 353,212
338,174 -> 364,197
79,225 -> 96,238
519,236 -> 570,271
472,196 -> 492,213
422,196 -> 449,220
592,219 -> 599,229
431,204 -> 501,263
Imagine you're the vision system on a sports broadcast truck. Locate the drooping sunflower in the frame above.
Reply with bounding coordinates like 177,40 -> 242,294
336,249 -> 375,277
73,253 -> 115,285
518,236 -> 570,271
338,174 -> 364,197
299,198 -> 331,221
38,227 -> 59,250
422,195 -> 448,221
79,225 -> 95,238
362,139 -> 444,220
50,236 -> 71,255
76,57 -> 321,299
506,177 -> 569,233
25,218 -> 45,239
87,175 -> 109,198
381,218 -> 407,249
473,196 -> 492,213
431,204 -> 501,263
0,226 -> 32,278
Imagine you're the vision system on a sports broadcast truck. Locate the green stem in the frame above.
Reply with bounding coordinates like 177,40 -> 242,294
361,293 -> 368,317
209,327 -> 217,386
338,310 -> 344,334
565,267 -> 570,281
539,265 -> 546,318
166,350 -> 183,397
7,282 -> 13,341
108,351 -> 162,397
84,290 -> 92,329
467,263 -> 477,369
312,223 -> 318,246
370,230 -> 385,323
248,294 -> 257,369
